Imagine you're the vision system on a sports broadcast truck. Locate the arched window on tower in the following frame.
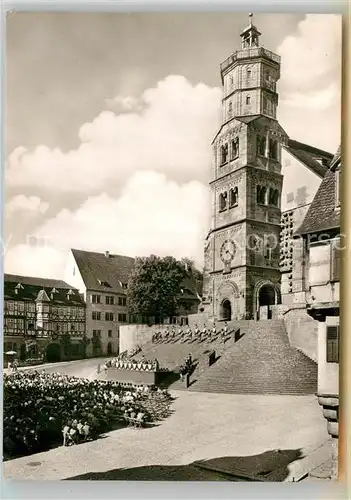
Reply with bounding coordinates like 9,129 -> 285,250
257,185 -> 267,205
268,188 -> 279,207
219,192 -> 227,212
246,96 -> 251,105
269,139 -> 278,160
242,34 -> 250,49
229,187 -> 238,208
229,75 -> 233,86
228,101 -> 233,118
257,136 -> 266,156
231,138 -> 239,160
220,144 -> 228,165
247,68 -> 252,80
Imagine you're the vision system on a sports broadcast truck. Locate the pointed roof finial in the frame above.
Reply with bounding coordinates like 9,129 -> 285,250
249,13 -> 253,26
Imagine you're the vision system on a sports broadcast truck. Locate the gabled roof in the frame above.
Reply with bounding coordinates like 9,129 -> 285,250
284,139 -> 333,178
4,273 -> 84,306
35,289 -> 50,302
179,276 -> 202,302
295,167 -> 340,236
71,248 -> 201,301
71,248 -> 135,293
4,274 -> 73,289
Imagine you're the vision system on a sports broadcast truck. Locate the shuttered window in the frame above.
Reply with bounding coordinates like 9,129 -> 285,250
331,241 -> 340,281
326,325 -> 339,363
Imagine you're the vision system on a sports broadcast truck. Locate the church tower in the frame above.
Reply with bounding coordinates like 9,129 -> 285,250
202,14 -> 288,321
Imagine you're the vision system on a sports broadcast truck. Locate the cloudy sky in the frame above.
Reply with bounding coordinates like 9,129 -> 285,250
4,12 -> 341,279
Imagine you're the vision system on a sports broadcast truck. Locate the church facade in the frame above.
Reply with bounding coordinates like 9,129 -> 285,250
201,16 -> 334,323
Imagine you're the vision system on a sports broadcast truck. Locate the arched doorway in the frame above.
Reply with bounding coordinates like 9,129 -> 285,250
257,284 -> 277,319
217,281 -> 240,320
46,343 -> 61,363
107,342 -> 112,355
259,285 -> 276,306
221,299 -> 232,321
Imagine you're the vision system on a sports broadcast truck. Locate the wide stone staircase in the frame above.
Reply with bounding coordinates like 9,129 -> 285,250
188,319 -> 317,395
130,333 -> 232,389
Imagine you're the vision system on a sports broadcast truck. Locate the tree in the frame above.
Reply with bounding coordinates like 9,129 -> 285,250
127,255 -> 194,324
181,257 -> 203,295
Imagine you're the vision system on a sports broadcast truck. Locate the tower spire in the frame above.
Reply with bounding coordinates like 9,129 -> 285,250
240,13 -> 261,49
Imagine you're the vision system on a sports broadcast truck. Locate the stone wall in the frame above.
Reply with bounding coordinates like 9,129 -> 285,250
119,324 -> 164,353
283,307 -> 318,361
187,312 -> 210,329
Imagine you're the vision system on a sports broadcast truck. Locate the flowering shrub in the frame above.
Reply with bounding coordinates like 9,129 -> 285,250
3,371 -> 172,460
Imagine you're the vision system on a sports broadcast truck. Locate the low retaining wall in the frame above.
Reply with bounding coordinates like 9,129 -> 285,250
283,307 -> 318,361
119,324 -> 166,353
105,368 -> 168,386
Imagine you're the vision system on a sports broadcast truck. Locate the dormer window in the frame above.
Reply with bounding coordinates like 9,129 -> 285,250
14,283 -> 24,295
67,289 -> 74,301
98,279 -> 111,288
51,288 -> 59,295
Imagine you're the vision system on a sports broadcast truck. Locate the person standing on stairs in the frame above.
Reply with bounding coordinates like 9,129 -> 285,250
211,323 -> 217,341
201,323 -> 207,341
221,322 -> 228,342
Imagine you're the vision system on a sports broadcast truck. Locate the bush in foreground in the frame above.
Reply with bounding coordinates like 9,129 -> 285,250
3,371 -> 173,460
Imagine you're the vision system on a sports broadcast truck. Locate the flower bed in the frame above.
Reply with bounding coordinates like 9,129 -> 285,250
3,371 -> 173,461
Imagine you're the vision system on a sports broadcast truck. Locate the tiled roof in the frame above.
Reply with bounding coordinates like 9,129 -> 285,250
71,248 -> 135,293
294,167 -> 340,236
4,273 -> 84,306
72,248 -> 201,301
235,115 -> 262,124
284,139 -> 333,178
4,274 -> 73,289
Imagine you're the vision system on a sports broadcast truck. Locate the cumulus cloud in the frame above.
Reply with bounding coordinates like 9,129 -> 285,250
4,171 -> 210,278
6,75 -> 221,193
278,14 -> 341,102
277,14 -> 341,151
5,195 -> 49,218
4,16 -> 342,279
105,95 -> 144,113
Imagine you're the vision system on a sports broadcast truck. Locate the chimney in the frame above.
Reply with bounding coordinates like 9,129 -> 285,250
105,251 -> 110,258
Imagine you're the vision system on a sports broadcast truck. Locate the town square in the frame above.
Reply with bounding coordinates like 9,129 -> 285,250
3,12 -> 341,483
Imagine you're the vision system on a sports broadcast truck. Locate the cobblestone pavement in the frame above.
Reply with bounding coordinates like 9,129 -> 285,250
3,391 -> 329,481
3,357 -> 110,380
